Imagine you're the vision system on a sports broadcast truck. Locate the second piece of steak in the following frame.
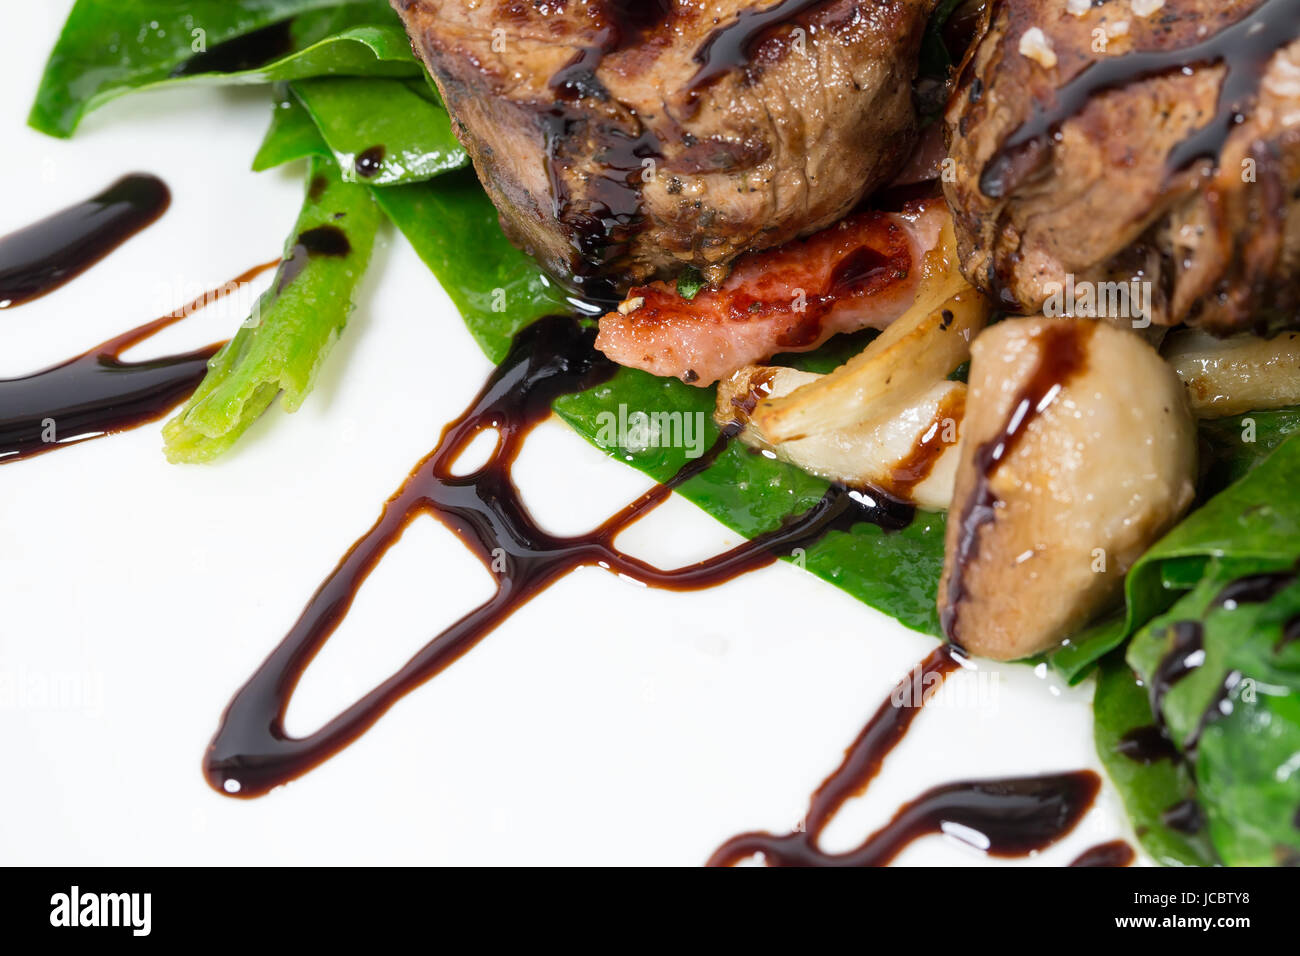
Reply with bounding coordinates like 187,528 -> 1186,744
392,0 -> 936,298
944,0 -> 1300,335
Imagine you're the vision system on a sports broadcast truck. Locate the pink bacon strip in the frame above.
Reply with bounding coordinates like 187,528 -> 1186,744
596,199 -> 949,386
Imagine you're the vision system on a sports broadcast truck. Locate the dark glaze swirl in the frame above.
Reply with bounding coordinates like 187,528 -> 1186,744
204,315 -> 916,797
0,174 -> 170,309
708,647 -> 1102,865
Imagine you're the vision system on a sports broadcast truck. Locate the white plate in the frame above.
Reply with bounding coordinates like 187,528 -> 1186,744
0,0 -> 1141,866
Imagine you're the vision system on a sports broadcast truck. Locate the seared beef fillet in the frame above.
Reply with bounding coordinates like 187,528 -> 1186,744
391,0 -> 936,297
944,0 -> 1300,334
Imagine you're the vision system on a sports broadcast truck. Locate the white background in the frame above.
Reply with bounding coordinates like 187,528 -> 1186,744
0,1 -> 1141,865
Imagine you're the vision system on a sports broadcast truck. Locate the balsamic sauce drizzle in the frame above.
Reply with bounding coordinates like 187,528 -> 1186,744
1280,614 -> 1300,653
1069,840 -> 1135,868
1148,620 -> 1206,731
942,322 -> 1094,644
0,174 -> 170,309
204,315 -> 914,797
689,0 -> 827,94
885,387 -> 965,499
1147,565 -> 1299,755
1213,569 -> 1296,609
708,647 -> 1102,866
354,146 -> 386,179
1129,564 -> 1300,838
982,0 -> 1300,198
1117,725 -> 1180,765
0,260 -> 278,464
1161,798 -> 1207,836
540,2 -> 673,300
275,224 -> 350,294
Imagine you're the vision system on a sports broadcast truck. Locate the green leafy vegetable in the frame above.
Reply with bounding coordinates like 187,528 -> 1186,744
919,0 -> 969,75
290,77 -> 468,185
1051,414 -> 1300,683
1125,555 -> 1300,866
371,173 -> 570,364
1092,656 -> 1219,867
30,0 -> 418,137
676,266 -> 708,301
163,156 -> 381,462
253,95 -> 332,171
1199,408 -> 1300,494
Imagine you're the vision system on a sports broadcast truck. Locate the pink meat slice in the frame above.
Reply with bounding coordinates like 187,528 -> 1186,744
596,199 -> 948,386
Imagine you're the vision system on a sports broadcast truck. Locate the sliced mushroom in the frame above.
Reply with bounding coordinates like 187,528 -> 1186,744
939,318 -> 1197,661
716,365 -> 965,511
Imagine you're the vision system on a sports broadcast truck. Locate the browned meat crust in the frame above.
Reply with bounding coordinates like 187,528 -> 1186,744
944,0 -> 1300,335
392,0 -> 935,298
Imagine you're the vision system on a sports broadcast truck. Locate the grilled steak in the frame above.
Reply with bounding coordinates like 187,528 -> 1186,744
391,0 -> 936,298
944,0 -> 1300,334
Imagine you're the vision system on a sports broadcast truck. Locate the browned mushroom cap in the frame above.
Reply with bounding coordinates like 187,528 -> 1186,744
939,317 -> 1196,661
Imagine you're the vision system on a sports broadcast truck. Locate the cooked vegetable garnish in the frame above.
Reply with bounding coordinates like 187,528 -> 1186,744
718,365 -> 965,512
1093,657 -> 1220,867
31,1 -> 418,138
1165,329 -> 1300,419
1126,544 -> 1300,866
162,157 -> 380,462
753,222 -> 978,443
291,77 -> 467,185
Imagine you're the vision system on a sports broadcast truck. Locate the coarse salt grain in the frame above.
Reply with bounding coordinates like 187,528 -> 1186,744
1019,27 -> 1058,68
1130,0 -> 1165,16
1067,0 -> 1092,16
1264,51 -> 1300,98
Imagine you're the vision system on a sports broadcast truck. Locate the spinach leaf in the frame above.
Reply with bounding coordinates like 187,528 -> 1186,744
163,156 -> 382,462
253,94 -> 332,171
290,77 -> 468,185
370,173 -> 570,363
1092,656 -> 1219,867
1051,420 -> 1300,683
31,0 -> 418,138
1126,559 -> 1300,866
1199,408 -> 1300,494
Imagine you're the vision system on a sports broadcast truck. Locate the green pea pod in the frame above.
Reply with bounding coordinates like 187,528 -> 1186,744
163,156 -> 381,462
